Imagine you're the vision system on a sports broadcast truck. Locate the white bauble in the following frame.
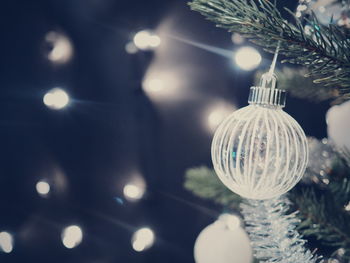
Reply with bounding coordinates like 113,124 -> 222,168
194,214 -> 252,263
212,74 -> 308,200
326,100 -> 350,150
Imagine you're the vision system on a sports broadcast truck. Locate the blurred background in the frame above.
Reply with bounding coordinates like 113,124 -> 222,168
0,0 -> 330,262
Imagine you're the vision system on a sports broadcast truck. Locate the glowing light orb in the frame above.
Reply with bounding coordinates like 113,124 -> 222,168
132,227 -> 155,252
133,30 -> 161,50
36,181 -> 50,196
0,232 -> 13,253
123,183 -> 144,201
231,33 -> 244,44
318,6 -> 326,13
125,42 -> 138,54
345,202 -> 350,211
45,31 -> 73,64
234,46 -> 261,71
208,111 -> 226,129
142,78 -> 164,93
206,102 -> 236,133
61,225 -> 83,249
296,4 -> 308,12
43,88 -> 70,110
148,35 -> 161,48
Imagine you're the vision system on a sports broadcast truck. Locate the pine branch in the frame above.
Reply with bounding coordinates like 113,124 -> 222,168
184,166 -> 242,208
184,164 -> 350,259
255,67 -> 340,103
189,0 -> 350,98
284,142 -> 350,259
328,150 -> 350,206
291,187 -> 350,260
335,146 -> 350,171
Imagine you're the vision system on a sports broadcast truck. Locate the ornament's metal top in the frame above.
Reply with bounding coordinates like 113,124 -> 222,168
248,72 -> 286,108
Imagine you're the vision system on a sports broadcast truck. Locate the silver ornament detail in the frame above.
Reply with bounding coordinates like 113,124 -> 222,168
211,73 -> 308,200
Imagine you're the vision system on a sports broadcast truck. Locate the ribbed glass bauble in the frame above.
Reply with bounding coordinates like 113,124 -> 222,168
211,74 -> 308,200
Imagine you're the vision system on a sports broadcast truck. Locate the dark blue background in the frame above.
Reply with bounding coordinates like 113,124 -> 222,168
0,0 -> 329,262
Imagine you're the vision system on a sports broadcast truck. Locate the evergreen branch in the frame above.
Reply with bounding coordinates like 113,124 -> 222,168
189,0 -> 350,96
291,142 -> 350,259
184,166 -> 242,208
336,146 -> 350,170
184,165 -> 350,259
325,144 -> 350,206
255,67 -> 340,103
291,187 -> 350,259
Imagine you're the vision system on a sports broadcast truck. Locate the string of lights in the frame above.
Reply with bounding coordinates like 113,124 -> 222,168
1,1 -> 334,262
0,23 -> 263,257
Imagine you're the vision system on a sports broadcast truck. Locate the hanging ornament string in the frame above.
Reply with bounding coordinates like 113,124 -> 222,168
268,40 -> 281,77
259,30 -> 283,94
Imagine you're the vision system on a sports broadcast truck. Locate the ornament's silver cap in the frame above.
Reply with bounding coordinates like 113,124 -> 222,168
248,72 -> 286,108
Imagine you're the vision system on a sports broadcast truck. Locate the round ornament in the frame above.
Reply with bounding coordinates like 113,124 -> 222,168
211,73 -> 308,200
326,100 -> 350,150
194,214 -> 252,263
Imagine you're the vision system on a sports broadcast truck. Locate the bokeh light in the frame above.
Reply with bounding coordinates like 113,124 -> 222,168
125,42 -> 138,54
45,31 -> 73,64
43,88 -> 70,110
234,46 -> 261,71
142,78 -> 164,93
123,184 -> 144,200
131,227 -> 155,252
205,102 -> 236,133
148,35 -> 161,48
122,175 -> 146,202
0,232 -> 13,253
141,70 -> 183,102
133,30 -> 161,50
61,225 -> 83,249
345,202 -> 350,211
231,33 -> 244,44
36,180 -> 50,197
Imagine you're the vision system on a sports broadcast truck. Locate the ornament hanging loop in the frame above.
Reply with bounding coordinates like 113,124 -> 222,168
249,40 -> 286,107
268,40 -> 281,77
259,72 -> 277,90
260,40 -> 281,90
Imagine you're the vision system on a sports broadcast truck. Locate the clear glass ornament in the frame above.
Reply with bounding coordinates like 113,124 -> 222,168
211,73 -> 308,200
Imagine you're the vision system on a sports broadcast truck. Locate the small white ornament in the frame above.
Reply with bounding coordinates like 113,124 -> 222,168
212,73 -> 308,200
326,100 -> 350,150
194,214 -> 252,263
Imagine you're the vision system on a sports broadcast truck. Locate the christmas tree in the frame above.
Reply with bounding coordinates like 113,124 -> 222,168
185,0 -> 350,262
